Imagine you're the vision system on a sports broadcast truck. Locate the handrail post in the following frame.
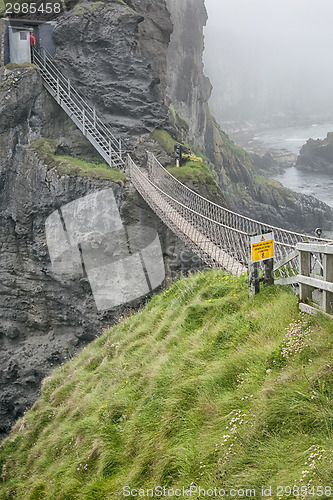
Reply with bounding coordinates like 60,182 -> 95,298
82,109 -> 85,135
56,77 -> 60,104
147,151 -> 152,180
68,78 -> 70,98
109,142 -> 112,167
119,138 -> 122,160
93,108 -> 96,128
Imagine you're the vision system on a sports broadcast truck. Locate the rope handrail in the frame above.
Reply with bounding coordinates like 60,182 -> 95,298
128,156 -> 249,272
128,153 -> 333,277
128,155 -> 325,275
129,156 -> 249,236
134,157 -> 306,251
148,152 -> 333,244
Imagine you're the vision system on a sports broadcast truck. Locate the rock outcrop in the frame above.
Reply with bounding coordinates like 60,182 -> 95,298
52,0 -> 173,139
296,132 -> 333,174
41,0 -> 333,232
165,0 -> 211,150
164,1 -> 333,233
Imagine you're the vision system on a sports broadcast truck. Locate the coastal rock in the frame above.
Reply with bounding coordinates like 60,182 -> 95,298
165,0 -> 211,150
251,152 -> 286,176
296,132 -> 333,174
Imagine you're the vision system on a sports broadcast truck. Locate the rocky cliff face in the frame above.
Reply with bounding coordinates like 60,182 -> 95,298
165,0 -> 211,150
164,0 -> 332,232
39,0 -> 333,232
52,0 -> 173,139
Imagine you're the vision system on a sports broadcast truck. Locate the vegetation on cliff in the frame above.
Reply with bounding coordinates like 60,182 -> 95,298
31,138 -> 127,184
167,155 -> 220,197
150,129 -> 221,200
1,271 -> 333,499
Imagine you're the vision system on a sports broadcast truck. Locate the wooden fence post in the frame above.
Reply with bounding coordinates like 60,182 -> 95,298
248,234 -> 259,297
264,258 -> 274,286
323,252 -> 333,314
299,249 -> 312,302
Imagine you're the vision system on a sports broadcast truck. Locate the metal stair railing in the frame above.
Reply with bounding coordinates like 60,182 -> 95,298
32,47 -> 125,169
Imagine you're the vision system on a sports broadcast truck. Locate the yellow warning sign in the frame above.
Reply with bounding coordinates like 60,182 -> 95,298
251,232 -> 275,263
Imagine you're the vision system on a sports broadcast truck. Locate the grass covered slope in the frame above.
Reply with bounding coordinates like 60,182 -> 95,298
1,271 -> 333,499
31,139 -> 127,184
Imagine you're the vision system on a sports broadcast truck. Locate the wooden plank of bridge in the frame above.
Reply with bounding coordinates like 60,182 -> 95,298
161,199 -> 246,276
140,174 -> 246,276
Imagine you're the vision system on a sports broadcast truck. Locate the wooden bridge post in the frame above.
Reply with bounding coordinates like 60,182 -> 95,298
264,258 -> 274,286
248,234 -> 260,297
299,249 -> 312,302
323,252 -> 333,314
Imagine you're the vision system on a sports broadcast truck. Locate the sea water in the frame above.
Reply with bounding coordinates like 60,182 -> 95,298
274,167 -> 333,208
252,122 -> 333,210
251,123 -> 333,239
253,122 -> 333,155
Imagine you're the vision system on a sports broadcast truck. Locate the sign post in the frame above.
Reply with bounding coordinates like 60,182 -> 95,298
248,232 -> 275,297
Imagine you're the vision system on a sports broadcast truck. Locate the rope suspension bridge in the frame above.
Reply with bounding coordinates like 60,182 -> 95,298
32,48 -> 333,298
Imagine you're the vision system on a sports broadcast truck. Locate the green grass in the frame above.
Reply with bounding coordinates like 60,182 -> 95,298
30,138 -> 127,184
167,159 -> 220,196
73,0 -> 126,18
150,129 -> 177,155
168,105 -> 189,133
4,63 -> 38,69
216,122 -> 251,163
150,130 -> 220,197
1,270 -> 333,499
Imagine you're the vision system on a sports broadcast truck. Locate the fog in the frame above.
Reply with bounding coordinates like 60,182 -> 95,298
203,0 -> 333,130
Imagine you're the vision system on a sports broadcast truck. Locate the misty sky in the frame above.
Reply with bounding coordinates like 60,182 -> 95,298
203,0 -> 333,126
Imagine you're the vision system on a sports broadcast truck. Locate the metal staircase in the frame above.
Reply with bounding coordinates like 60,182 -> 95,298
32,47 -> 125,169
